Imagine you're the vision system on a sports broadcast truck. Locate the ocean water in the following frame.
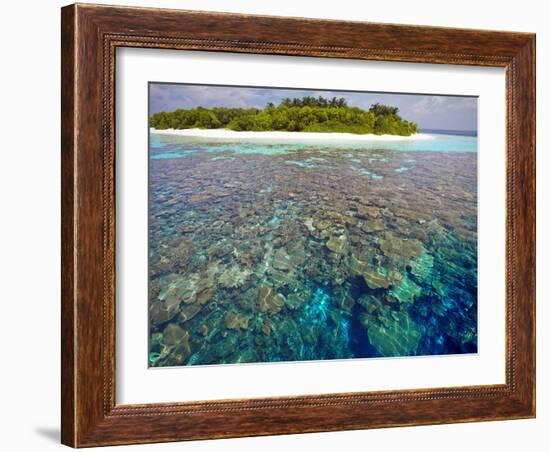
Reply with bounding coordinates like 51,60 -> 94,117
149,130 -> 477,159
148,130 -> 478,367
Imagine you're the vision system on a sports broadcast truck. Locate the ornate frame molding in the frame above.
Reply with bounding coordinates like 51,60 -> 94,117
62,4 -> 535,447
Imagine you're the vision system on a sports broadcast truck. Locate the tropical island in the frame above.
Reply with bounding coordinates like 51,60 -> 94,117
149,96 -> 419,136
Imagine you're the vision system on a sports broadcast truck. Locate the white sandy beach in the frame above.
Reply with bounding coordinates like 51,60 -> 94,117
150,128 -> 433,141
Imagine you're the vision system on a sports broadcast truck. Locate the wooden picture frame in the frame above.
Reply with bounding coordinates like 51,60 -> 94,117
61,3 -> 536,447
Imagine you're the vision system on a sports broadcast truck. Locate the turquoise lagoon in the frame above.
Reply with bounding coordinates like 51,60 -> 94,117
149,130 -> 477,159
148,130 -> 478,367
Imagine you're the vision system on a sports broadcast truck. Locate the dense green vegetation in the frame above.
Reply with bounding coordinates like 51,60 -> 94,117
149,96 -> 419,136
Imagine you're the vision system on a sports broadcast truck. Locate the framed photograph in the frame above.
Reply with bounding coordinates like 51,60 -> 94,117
61,3 -> 536,447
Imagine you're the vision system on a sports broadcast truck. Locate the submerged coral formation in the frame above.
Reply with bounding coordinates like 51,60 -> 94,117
148,135 -> 478,367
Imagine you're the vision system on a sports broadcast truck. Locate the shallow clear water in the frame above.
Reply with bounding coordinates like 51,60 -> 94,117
149,131 -> 477,160
148,132 -> 478,367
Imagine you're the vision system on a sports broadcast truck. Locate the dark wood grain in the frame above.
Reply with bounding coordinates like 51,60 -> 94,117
61,3 -> 536,447
60,4 -> 76,447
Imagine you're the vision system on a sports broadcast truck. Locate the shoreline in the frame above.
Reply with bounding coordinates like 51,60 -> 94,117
150,128 -> 433,142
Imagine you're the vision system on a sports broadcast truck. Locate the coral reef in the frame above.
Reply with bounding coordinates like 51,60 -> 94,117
148,135 -> 478,366
257,285 -> 285,314
224,311 -> 250,330
365,310 -> 421,356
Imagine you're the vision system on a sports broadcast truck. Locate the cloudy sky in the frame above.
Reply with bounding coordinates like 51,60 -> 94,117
149,83 -> 477,132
